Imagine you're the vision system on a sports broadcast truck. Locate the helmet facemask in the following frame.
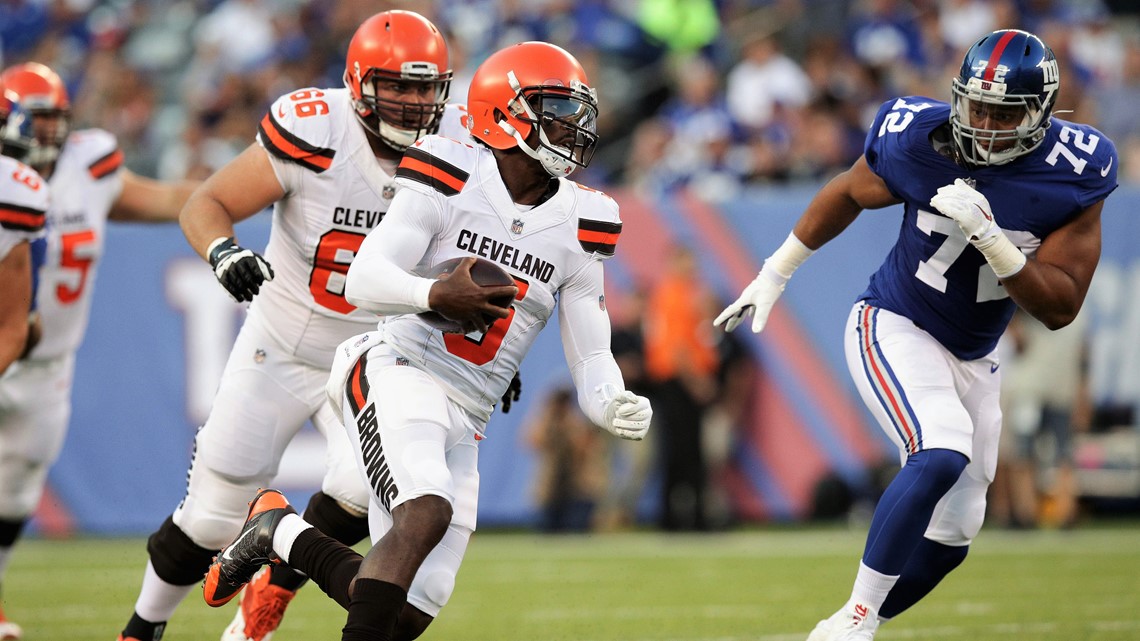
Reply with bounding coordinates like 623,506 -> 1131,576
23,106 -> 68,167
951,76 -> 1049,166
346,62 -> 451,152
501,72 -> 598,177
0,100 -> 38,164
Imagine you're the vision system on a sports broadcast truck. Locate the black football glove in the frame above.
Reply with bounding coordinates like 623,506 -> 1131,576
500,372 -> 522,413
208,236 -> 274,303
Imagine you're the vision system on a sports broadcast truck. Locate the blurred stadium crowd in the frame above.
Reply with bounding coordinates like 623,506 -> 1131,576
3,0 -> 1140,202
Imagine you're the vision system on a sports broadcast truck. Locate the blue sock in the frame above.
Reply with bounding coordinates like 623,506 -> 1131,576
879,537 -> 969,619
862,449 -> 968,575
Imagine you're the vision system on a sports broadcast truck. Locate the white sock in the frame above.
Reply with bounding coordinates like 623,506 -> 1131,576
850,560 -> 899,612
272,513 -> 314,565
134,561 -> 195,622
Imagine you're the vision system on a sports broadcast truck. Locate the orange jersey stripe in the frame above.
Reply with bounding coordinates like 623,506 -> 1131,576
349,358 -> 368,415
577,228 -> 619,245
398,155 -> 466,194
0,206 -> 46,231
259,114 -> 334,171
88,149 -> 124,179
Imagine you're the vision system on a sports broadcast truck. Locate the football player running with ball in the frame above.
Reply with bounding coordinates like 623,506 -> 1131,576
115,11 -> 473,641
0,63 -> 197,641
715,29 -> 1116,641
201,41 -> 652,641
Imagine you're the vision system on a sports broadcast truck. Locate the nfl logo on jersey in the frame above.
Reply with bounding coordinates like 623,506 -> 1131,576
511,218 -> 524,234
382,184 -> 396,200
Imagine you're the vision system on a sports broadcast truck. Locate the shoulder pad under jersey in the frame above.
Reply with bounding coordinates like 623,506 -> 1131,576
68,128 -> 124,180
573,182 -> 622,258
395,134 -> 477,197
0,156 -> 48,235
257,88 -> 340,173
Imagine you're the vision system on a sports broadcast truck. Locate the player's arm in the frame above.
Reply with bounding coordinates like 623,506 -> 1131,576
346,189 -> 515,331
791,155 -> 900,248
179,143 -> 284,260
716,155 -> 900,332
929,179 -> 1103,330
1000,201 -> 1102,329
0,242 -> 32,375
108,168 -> 200,223
181,143 -> 283,302
560,260 -> 651,440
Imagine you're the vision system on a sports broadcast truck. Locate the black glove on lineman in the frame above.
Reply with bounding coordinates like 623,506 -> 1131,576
500,372 -> 522,413
207,236 -> 274,303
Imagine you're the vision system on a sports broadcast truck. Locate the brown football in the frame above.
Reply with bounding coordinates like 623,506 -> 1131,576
417,257 -> 515,333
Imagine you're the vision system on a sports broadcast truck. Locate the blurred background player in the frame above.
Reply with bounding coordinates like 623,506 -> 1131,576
0,61 -> 196,641
0,81 -> 48,641
114,11 -> 471,641
716,29 -> 1116,640
202,40 -> 652,641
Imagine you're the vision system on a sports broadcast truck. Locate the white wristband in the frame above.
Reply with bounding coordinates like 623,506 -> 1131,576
973,232 -> 1027,279
206,236 -> 232,256
763,232 -> 816,282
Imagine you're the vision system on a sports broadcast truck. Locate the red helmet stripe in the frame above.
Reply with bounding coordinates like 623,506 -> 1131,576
983,31 -> 1019,81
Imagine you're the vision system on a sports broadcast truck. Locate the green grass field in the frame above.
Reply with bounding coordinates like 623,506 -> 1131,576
5,524 -> 1140,641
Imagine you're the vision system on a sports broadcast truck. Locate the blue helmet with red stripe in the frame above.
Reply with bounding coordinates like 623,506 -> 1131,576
950,29 -> 1058,166
0,89 -> 36,163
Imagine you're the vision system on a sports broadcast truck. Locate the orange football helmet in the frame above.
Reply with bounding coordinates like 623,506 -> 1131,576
343,10 -> 452,151
1,62 -> 70,168
466,41 -> 598,177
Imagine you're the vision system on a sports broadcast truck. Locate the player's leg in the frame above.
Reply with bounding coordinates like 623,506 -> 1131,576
119,322 -> 310,641
0,357 -> 72,640
880,361 -> 1000,620
222,402 -> 372,641
339,350 -> 472,641
807,304 -> 973,640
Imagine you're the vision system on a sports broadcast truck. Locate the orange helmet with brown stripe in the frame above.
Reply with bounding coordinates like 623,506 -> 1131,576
1,62 -> 70,170
465,41 -> 599,177
343,10 -> 452,152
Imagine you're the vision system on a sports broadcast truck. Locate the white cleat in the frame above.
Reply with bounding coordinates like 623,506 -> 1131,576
806,601 -> 879,641
0,620 -> 22,641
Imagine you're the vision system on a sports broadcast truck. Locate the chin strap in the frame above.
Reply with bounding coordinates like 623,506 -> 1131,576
498,71 -> 577,177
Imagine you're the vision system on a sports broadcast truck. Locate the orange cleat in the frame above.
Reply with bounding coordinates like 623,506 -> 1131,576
203,489 -> 295,607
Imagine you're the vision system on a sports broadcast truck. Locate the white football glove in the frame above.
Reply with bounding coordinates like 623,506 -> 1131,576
929,178 -> 1026,278
929,178 -> 999,244
713,268 -> 786,333
601,388 -> 652,441
208,236 -> 274,303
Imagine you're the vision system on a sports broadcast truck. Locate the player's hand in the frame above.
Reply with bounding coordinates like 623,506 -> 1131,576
427,257 -> 517,334
930,178 -> 999,244
602,389 -> 652,441
208,236 -> 274,303
500,372 -> 522,413
713,269 -> 786,333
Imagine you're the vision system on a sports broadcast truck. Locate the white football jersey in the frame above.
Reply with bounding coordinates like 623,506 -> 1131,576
0,155 -> 48,259
373,135 -> 623,421
28,129 -> 123,360
252,87 -> 469,368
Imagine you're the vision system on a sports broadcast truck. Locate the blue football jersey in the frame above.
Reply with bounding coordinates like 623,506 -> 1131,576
860,96 -> 1117,360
